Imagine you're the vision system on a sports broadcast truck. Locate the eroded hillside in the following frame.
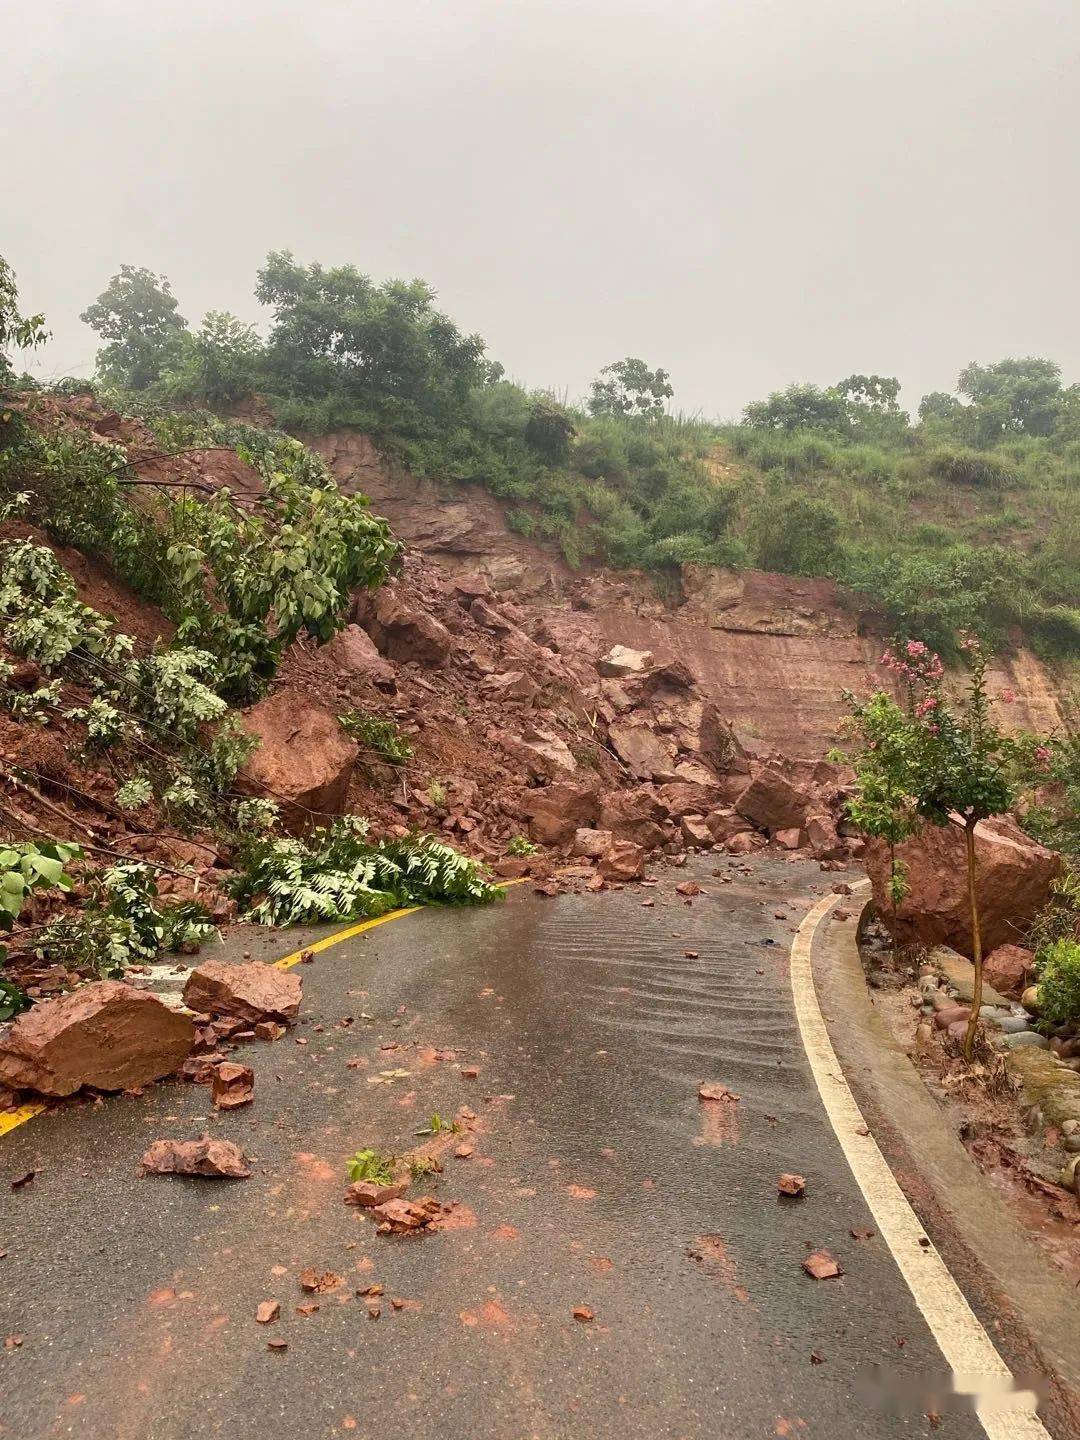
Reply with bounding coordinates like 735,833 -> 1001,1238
313,427 -> 1066,756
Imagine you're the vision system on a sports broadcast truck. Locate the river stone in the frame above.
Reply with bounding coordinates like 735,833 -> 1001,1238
1001,1031 -> 1050,1050
995,1015 -> 1031,1034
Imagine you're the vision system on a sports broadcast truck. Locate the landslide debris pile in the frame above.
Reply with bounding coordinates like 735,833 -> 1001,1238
0,389 -> 863,1112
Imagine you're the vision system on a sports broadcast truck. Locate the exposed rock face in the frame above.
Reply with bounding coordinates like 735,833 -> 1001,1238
320,625 -> 396,691
0,982 -> 194,1098
525,781 -> 600,847
183,961 -> 302,1025
354,585 -> 454,667
238,690 -> 358,831
598,645 -> 653,678
865,818 -> 1063,956
983,944 -> 1036,999
598,839 -> 646,881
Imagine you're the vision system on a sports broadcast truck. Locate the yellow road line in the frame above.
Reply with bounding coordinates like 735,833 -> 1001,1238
271,906 -> 422,970
790,882 -> 1049,1439
0,1102 -> 45,1137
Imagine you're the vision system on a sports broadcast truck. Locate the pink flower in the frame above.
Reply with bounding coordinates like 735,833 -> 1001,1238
1034,744 -> 1052,768
906,640 -> 928,658
915,695 -> 938,717
1000,688 -> 1016,705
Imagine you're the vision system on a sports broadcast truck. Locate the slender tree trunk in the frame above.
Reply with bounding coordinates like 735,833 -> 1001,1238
962,817 -> 983,1063
888,839 -> 898,961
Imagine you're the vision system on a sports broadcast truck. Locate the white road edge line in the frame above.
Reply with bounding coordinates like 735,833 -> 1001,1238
790,881 -> 1050,1439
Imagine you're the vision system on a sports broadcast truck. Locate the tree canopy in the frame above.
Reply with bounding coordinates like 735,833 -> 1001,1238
80,265 -> 188,390
588,358 -> 674,419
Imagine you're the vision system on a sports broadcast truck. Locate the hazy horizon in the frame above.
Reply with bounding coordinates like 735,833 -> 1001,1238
6,0 -> 1080,419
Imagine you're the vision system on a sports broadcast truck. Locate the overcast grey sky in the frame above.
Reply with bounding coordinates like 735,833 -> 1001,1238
5,0 -> 1079,418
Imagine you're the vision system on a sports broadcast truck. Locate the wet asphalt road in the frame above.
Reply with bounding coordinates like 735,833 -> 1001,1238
0,856 -> 989,1439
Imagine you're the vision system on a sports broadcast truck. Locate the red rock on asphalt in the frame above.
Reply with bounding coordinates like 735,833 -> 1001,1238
344,1180 -> 409,1208
598,839 -> 646,882
211,1061 -> 255,1110
0,982 -> 195,1098
141,1136 -> 252,1179
371,1196 -> 442,1233
182,960 -> 301,1026
802,1250 -> 842,1279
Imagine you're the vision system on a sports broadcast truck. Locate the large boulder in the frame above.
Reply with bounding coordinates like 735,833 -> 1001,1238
520,727 -> 578,776
354,587 -> 453,667
597,645 -> 653,678
983,944 -> 1036,999
238,689 -> 358,832
699,703 -> 751,774
865,818 -> 1063,956
598,839 -> 646,881
736,762 -> 817,833
656,781 -> 723,819
0,982 -> 194,1098
706,808 -> 754,843
599,789 -> 667,850
680,815 -> 713,848
321,625 -> 396,691
183,960 -> 302,1025
573,828 -> 613,859
525,781 -> 600,847
804,812 -> 845,861
608,720 -> 673,780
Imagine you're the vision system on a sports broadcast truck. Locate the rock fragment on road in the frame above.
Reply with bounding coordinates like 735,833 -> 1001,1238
141,1136 -> 252,1179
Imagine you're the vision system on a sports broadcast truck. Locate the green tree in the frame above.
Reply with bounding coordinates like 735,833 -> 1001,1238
255,251 -> 492,431
742,382 -> 849,432
159,311 -> 263,408
524,396 -> 576,462
588,358 -> 674,419
835,373 -> 901,414
841,692 -> 921,948
957,357 -> 1063,441
81,265 -> 188,390
866,637 -> 1016,1060
917,390 -> 963,425
0,255 -> 48,379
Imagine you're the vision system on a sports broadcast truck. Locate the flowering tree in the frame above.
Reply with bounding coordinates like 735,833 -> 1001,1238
847,636 -> 1016,1060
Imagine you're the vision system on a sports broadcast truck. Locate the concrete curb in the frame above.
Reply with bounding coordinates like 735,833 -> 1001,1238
813,888 -> 1080,1423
